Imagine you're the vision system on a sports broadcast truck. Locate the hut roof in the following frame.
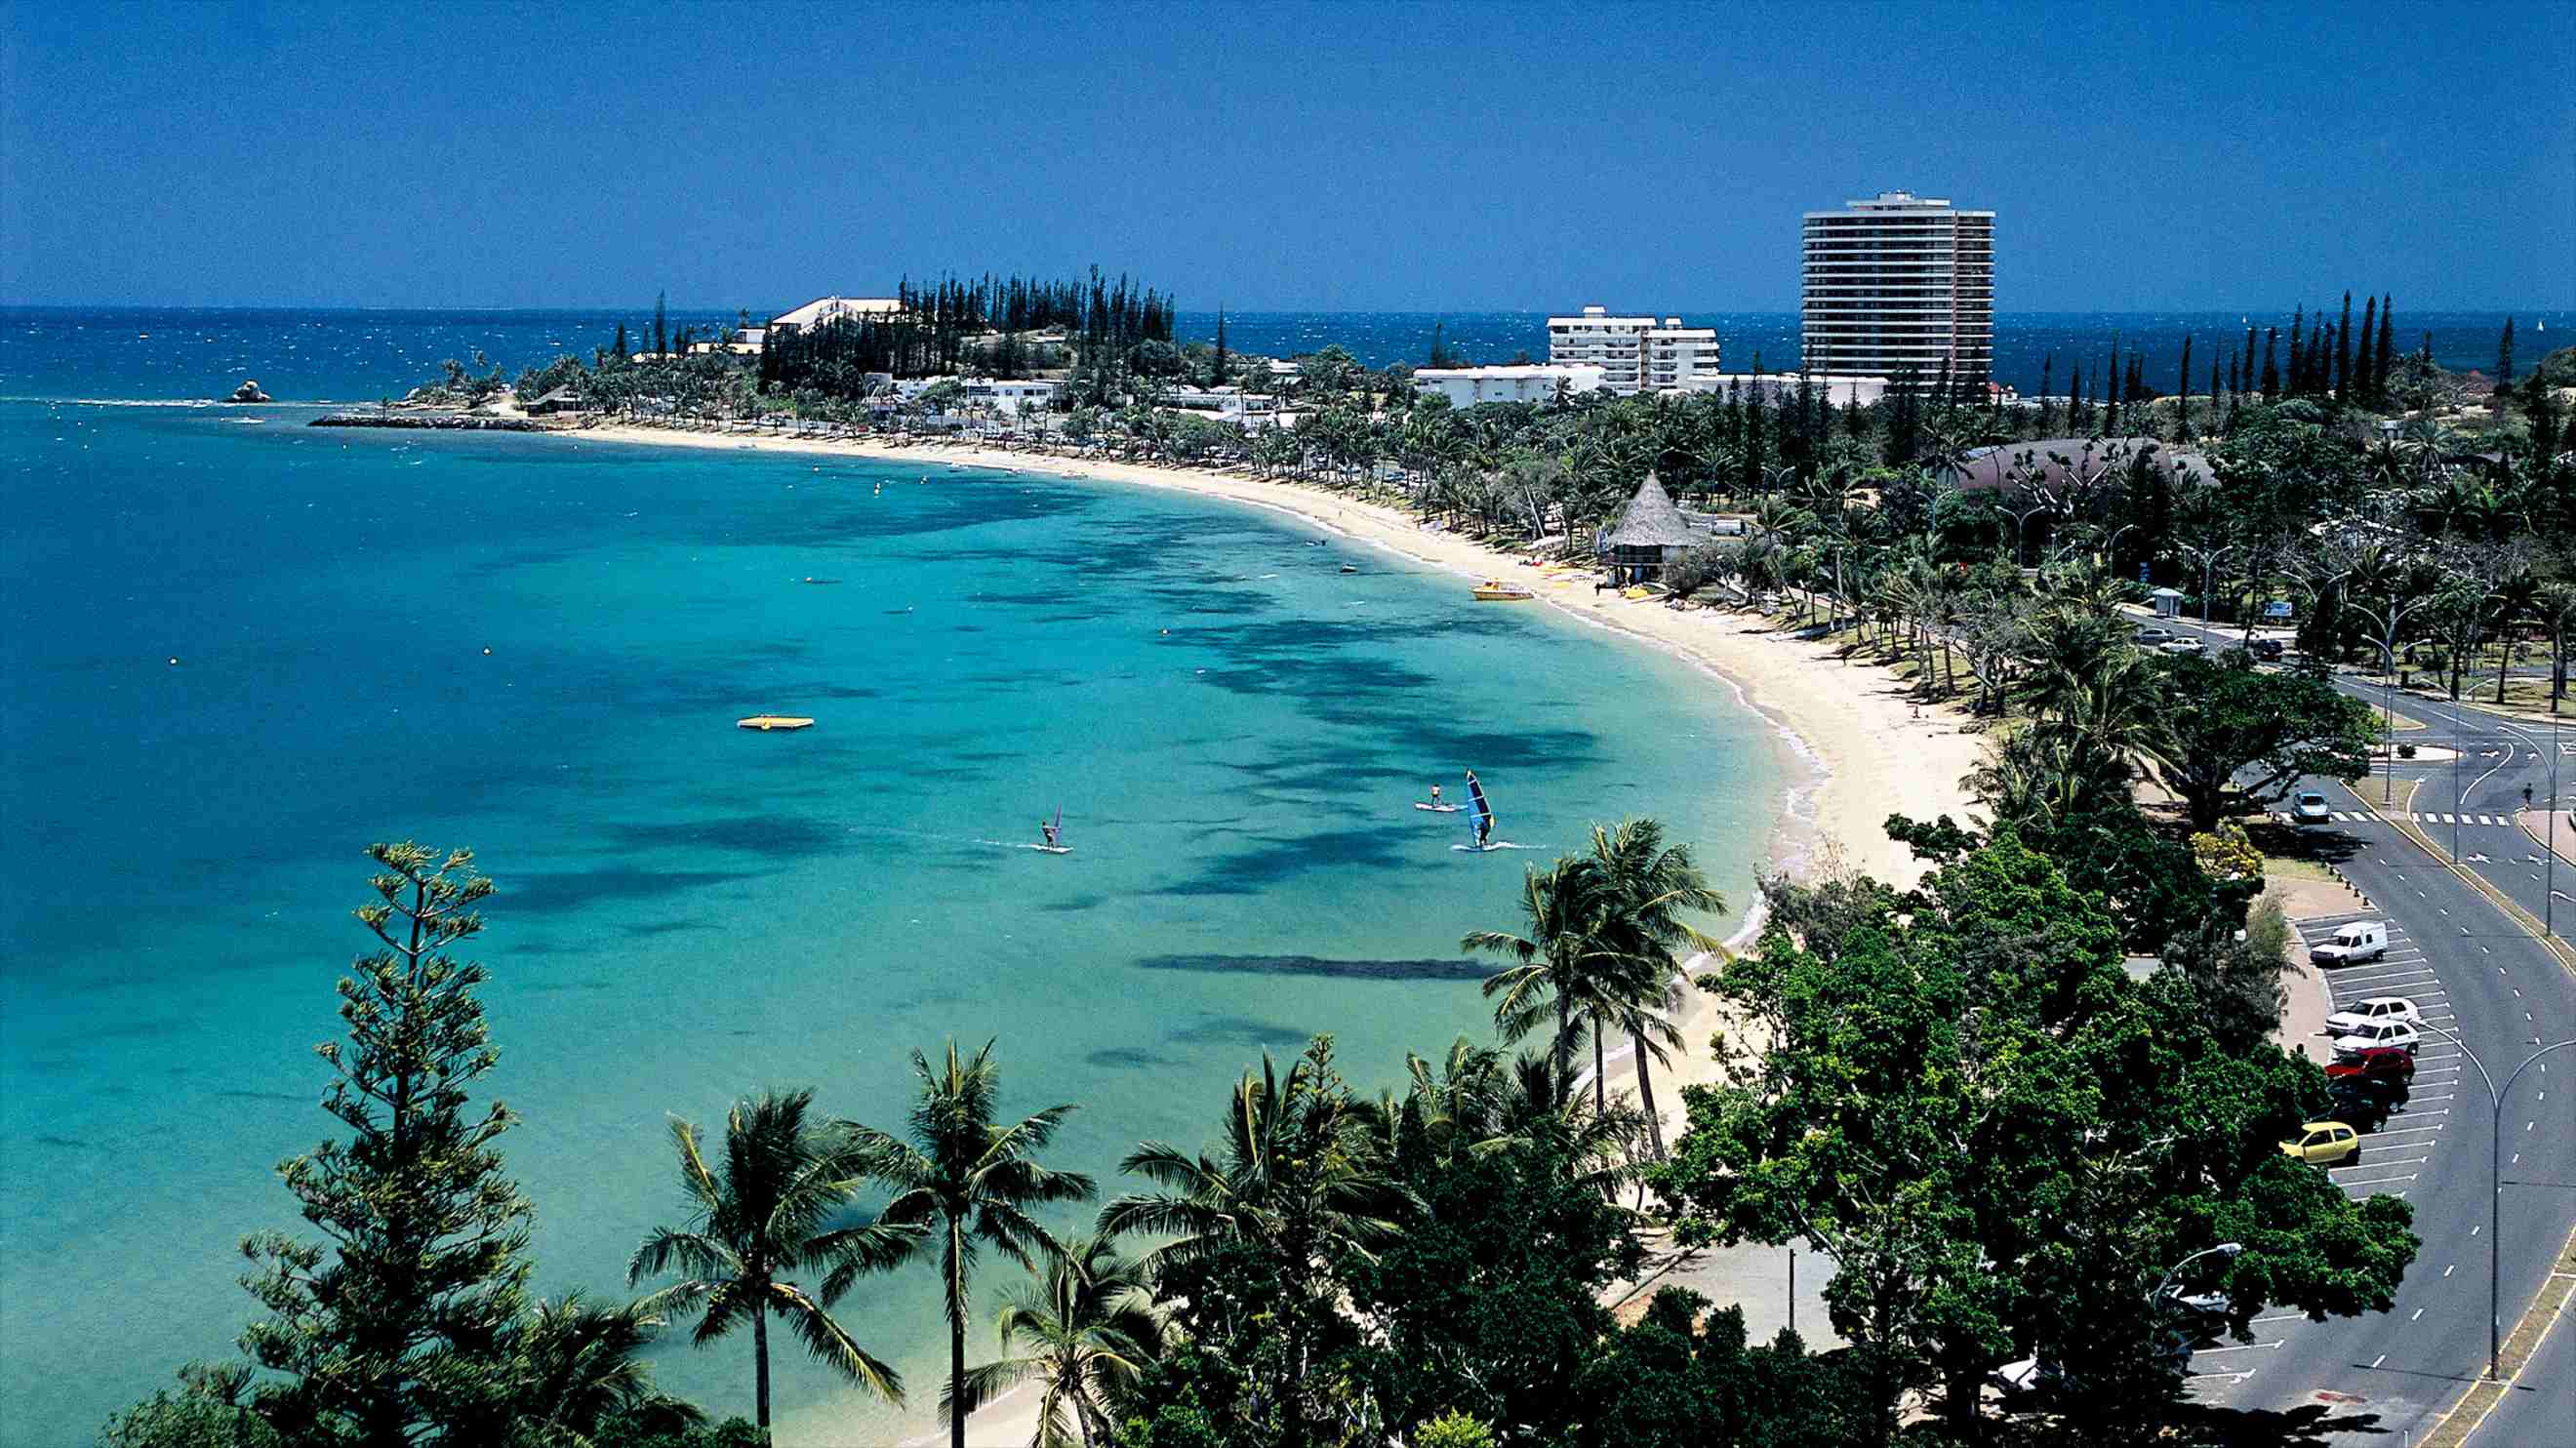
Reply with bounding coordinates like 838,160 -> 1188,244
1603,472 -> 1700,548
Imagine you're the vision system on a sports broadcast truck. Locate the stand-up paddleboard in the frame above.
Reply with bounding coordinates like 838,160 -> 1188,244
1414,802 -> 1460,813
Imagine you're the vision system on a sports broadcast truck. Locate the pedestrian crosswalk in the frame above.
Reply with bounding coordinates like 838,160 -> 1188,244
2268,809 -> 2526,828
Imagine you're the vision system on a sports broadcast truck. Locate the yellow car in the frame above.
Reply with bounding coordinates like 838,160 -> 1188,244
2280,1122 -> 2360,1166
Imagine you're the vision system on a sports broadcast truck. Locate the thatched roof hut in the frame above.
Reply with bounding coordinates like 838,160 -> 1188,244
1601,472 -> 1700,578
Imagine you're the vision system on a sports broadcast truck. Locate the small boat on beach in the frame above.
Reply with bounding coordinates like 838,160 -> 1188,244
1471,581 -> 1536,602
736,715 -> 815,731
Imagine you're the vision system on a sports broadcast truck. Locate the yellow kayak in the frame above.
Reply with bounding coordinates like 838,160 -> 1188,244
736,715 -> 815,731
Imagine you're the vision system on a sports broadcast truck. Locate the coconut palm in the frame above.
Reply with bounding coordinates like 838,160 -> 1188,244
1097,1038 -> 1406,1448
845,1040 -> 1096,1448
1464,857 -> 1622,1087
626,1090 -> 918,1433
499,1293 -> 707,1445
949,1232 -> 1165,1448
1583,820 -> 1726,1158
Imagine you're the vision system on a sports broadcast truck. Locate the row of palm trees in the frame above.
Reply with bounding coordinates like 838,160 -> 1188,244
625,820 -> 1724,1448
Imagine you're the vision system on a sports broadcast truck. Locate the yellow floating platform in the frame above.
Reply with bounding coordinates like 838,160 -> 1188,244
1472,582 -> 1537,601
737,715 -> 815,731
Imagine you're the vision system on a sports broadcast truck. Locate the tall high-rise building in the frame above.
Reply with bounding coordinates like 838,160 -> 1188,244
1801,191 -> 1992,385
1547,306 -> 1721,395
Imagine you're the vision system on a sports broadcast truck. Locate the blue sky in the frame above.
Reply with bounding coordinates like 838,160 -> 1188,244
3,1 -> 2568,312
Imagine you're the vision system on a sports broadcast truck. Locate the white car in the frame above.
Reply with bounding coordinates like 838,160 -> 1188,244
2326,996 -> 2420,1035
2332,1019 -> 2421,1060
2160,637 -> 2205,655
2292,790 -> 2332,825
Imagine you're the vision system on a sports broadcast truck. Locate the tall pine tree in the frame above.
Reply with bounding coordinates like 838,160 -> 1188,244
652,292 -> 667,359
2355,296 -> 2378,401
2374,297 -> 2395,401
2038,354 -> 2055,431
2498,317 -> 2517,383
2176,335 -> 2194,440
226,843 -> 532,1447
2260,329 -> 2280,398
1214,306 -> 1230,386
2334,292 -> 2355,399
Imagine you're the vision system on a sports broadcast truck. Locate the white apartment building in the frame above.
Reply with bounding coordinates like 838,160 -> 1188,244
1672,372 -> 1890,408
1546,306 -> 1721,395
1801,191 -> 1993,385
1413,364 -> 1607,408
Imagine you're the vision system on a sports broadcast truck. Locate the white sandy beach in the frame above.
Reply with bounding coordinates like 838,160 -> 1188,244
562,421 -> 1984,1445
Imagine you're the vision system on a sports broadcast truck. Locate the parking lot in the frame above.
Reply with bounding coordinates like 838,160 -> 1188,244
2181,912 -> 2459,1392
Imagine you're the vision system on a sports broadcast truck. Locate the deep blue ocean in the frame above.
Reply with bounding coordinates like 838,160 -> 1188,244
0,314 -> 1792,1442
3,306 -> 2552,406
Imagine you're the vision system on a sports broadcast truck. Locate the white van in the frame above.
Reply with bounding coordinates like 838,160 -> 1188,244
2311,921 -> 2387,965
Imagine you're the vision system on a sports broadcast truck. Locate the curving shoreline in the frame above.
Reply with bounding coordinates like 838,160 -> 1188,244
550,420 -> 1983,1445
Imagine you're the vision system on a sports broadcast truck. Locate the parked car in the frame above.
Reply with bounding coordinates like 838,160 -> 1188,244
1990,1357 -> 2062,1400
2325,1045 -> 2417,1088
2327,1078 -> 2398,1133
2250,638 -> 2286,661
2327,995 -> 2420,1035
2310,920 -> 2388,965
2292,790 -> 2333,825
2134,627 -> 2176,647
2160,637 -> 2206,655
2280,1121 -> 2361,1165
2156,1284 -> 2237,1337
2332,1019 -> 2421,1060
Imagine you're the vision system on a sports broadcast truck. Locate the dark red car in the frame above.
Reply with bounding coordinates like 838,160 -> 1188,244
2326,1046 -> 2415,1086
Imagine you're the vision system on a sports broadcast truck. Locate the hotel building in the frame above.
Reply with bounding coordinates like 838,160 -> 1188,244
1800,192 -> 1993,385
1546,307 -> 1722,395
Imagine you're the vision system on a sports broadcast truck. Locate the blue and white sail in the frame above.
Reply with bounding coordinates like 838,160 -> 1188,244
1466,775 -> 1494,847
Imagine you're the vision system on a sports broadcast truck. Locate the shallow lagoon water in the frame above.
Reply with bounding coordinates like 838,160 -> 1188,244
0,403 -> 1783,1440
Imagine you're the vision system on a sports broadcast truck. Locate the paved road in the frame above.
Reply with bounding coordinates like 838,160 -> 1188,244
2153,609 -> 2576,944
2179,780 -> 2576,1440
2466,1295 -> 2575,1445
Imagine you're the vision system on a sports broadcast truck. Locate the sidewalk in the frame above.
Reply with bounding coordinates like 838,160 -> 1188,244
2265,874 -> 2359,1066
2516,809 -> 2575,870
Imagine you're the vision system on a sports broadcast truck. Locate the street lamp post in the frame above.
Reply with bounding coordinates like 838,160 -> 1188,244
2410,1023 -> 2576,1380
2152,1241 -> 2244,1305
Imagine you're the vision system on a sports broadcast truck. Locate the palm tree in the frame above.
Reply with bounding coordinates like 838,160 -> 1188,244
847,1040 -> 1096,1448
627,1090 -> 918,1434
951,1233 -> 1165,1447
1464,857 -> 1620,1086
1097,1038 -> 1406,1448
1583,820 -> 1726,1158
501,1293 -> 708,1445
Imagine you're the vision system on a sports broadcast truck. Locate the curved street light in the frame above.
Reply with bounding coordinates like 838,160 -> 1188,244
2407,1022 -> 2576,1379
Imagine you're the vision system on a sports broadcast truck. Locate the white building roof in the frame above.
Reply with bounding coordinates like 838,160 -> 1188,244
770,297 -> 905,329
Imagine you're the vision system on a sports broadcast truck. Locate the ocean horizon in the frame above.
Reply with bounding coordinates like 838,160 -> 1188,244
4,305 -> 2555,407
0,315 -> 1792,1440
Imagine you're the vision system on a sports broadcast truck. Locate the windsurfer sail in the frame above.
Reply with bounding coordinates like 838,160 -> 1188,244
1464,771 -> 1494,850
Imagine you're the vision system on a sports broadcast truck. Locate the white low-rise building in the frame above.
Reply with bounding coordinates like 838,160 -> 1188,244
963,379 -> 1058,416
769,297 -> 905,336
1672,372 -> 1890,408
1165,385 -> 1281,421
1547,306 -> 1721,394
1413,364 -> 1607,408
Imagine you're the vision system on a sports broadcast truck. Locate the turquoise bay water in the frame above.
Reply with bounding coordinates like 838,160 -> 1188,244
0,402 -> 1784,1442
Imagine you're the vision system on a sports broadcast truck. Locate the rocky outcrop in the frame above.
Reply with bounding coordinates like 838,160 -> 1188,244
309,413 -> 546,431
227,380 -> 272,403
